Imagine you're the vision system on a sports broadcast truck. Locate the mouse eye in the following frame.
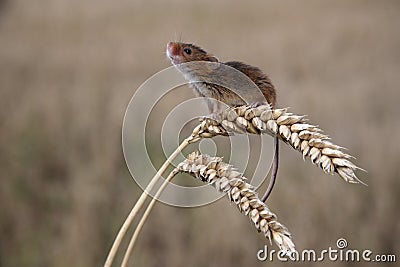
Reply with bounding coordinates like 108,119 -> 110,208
183,48 -> 192,55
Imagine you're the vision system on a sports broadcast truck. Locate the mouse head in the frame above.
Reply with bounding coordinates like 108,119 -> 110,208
167,42 -> 218,65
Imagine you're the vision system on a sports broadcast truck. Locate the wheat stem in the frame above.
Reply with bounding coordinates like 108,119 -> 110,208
104,137 -> 193,267
121,170 -> 178,267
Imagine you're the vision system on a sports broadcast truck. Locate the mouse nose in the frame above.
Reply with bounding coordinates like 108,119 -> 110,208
167,42 -> 179,56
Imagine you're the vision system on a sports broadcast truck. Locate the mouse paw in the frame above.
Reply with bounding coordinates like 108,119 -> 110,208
249,101 -> 269,108
201,112 -> 221,122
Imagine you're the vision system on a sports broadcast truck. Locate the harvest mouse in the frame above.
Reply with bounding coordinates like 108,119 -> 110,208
167,41 -> 279,202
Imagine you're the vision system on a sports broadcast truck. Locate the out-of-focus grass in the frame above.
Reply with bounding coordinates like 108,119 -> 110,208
0,0 -> 399,266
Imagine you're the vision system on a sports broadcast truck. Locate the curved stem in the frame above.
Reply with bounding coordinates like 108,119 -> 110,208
262,135 -> 279,202
104,138 -> 191,267
120,170 -> 178,267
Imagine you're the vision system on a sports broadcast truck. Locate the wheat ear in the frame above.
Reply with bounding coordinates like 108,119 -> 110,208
194,104 -> 366,185
121,151 -> 295,266
177,152 -> 295,253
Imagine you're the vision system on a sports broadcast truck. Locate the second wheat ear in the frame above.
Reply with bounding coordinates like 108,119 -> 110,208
121,152 -> 294,267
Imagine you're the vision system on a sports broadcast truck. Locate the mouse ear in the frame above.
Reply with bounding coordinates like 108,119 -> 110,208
209,56 -> 219,62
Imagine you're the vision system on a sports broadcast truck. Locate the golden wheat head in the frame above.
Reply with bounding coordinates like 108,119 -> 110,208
176,152 -> 295,253
189,104 -> 366,185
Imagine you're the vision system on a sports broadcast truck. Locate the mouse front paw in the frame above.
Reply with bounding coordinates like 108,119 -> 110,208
201,112 -> 221,122
249,101 -> 269,108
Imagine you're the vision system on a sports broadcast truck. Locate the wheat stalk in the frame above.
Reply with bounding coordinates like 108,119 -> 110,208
176,152 -> 295,253
121,169 -> 179,267
104,138 -> 196,267
192,104 -> 366,185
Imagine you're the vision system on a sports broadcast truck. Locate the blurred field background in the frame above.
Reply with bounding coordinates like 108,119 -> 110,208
1,0 -> 399,266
